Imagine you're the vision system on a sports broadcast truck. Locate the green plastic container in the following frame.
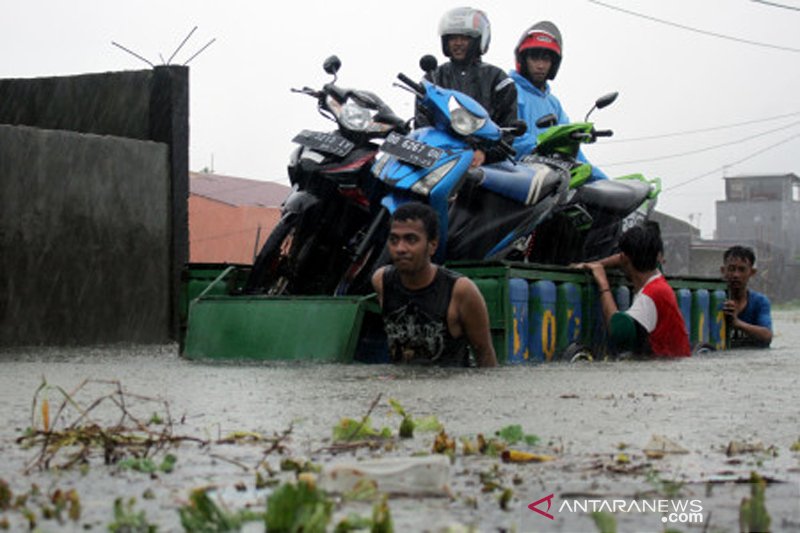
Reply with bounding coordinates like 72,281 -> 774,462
183,294 -> 373,361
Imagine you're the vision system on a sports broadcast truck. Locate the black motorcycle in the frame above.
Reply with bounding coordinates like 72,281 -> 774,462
243,55 -> 407,295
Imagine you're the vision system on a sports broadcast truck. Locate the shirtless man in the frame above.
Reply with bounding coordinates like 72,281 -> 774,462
372,202 -> 497,367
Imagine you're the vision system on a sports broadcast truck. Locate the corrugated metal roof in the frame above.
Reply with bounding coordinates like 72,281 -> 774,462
189,171 -> 290,207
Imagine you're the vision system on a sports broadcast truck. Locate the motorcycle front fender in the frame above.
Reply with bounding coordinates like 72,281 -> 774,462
282,189 -> 320,216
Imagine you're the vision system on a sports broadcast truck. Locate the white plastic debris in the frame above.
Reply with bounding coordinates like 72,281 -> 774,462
318,454 -> 451,496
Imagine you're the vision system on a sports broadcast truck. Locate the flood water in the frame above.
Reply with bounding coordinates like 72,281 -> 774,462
1,311 -> 799,532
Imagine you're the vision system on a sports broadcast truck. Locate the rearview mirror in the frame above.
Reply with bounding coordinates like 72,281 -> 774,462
535,113 -> 558,129
419,55 -> 438,75
595,92 -> 618,110
323,55 -> 342,75
508,119 -> 527,137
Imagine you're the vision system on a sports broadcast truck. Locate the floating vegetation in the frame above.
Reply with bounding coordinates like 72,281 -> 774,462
0,480 -> 81,530
17,378 -> 292,474
265,479 -> 333,533
591,511 -> 618,533
108,497 -> 156,533
17,378 -> 204,472
178,487 -> 263,532
739,471 -> 771,533
495,424 -> 540,447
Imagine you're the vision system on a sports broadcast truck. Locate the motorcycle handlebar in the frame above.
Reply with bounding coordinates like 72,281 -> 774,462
291,86 -> 323,98
396,73 -> 425,96
595,130 -> 614,138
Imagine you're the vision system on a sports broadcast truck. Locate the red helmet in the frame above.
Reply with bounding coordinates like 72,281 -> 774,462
515,21 -> 563,80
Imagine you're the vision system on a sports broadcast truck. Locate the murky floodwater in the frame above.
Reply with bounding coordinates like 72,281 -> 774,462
2,311 -> 800,532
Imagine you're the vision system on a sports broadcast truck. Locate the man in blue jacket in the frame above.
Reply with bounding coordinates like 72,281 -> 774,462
510,21 -> 607,181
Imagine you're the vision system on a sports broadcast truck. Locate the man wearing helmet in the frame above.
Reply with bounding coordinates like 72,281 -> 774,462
510,21 -> 607,180
415,7 -> 518,167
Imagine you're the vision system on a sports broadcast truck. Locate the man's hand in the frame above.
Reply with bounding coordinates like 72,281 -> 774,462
722,299 -> 737,320
470,149 -> 486,168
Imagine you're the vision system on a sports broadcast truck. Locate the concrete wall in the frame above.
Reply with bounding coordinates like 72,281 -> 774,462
0,125 -> 170,344
0,66 -> 188,345
0,71 -> 151,139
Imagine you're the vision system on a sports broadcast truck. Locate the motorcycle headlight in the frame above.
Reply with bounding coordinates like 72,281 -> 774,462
411,159 -> 458,196
339,101 -> 373,131
449,96 -> 485,136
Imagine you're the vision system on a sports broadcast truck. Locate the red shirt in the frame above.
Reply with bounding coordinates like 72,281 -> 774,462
627,274 -> 691,357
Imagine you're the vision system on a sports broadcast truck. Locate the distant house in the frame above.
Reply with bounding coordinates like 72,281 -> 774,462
189,172 -> 290,264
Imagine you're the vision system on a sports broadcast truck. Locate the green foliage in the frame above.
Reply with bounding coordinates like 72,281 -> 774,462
371,495 -> 393,533
332,417 -> 392,442
399,416 -> 414,439
333,496 -> 393,533
118,454 -> 177,474
279,458 -> 321,474
265,482 -> 333,533
389,399 -> 443,439
334,513 -> 373,532
498,488 -> 513,511
108,497 -> 157,533
178,488 -> 262,532
739,471 -> 771,533
496,424 -> 539,446
590,511 -> 618,533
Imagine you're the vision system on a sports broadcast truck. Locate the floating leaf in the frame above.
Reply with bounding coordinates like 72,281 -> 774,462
334,512 -> 372,532
387,398 -> 406,418
265,481 -> 332,533
739,471 -> 771,533
332,417 -> 391,442
499,488 -> 514,511
496,424 -> 539,447
414,415 -> 443,433
591,511 -> 617,533
371,494 -> 393,533
109,497 -> 156,533
399,416 -> 414,439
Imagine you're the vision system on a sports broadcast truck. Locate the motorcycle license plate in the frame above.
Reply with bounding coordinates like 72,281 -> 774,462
521,154 -> 574,173
380,132 -> 444,168
292,130 -> 355,157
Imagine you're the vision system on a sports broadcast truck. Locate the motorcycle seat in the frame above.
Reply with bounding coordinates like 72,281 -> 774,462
479,161 -> 563,206
575,179 -> 651,215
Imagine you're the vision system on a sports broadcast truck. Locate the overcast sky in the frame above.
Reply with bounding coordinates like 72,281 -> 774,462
4,0 -> 800,237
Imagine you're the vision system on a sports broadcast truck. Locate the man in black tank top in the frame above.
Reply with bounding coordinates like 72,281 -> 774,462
371,203 -> 497,367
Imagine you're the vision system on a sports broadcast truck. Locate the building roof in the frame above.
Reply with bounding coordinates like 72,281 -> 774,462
724,172 -> 800,182
189,171 -> 290,207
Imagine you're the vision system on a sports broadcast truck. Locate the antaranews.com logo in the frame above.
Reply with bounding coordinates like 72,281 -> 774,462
527,493 -> 704,525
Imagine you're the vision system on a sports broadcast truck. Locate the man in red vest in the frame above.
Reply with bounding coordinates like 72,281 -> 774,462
576,221 -> 691,357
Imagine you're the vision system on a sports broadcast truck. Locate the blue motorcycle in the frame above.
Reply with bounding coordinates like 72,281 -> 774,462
335,55 -> 541,294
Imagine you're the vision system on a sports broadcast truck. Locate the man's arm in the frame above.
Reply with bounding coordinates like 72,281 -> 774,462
483,73 -> 518,164
371,267 -> 386,307
582,262 -> 619,326
453,278 -> 497,367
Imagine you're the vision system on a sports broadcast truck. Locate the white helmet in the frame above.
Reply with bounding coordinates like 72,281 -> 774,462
438,7 -> 491,57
